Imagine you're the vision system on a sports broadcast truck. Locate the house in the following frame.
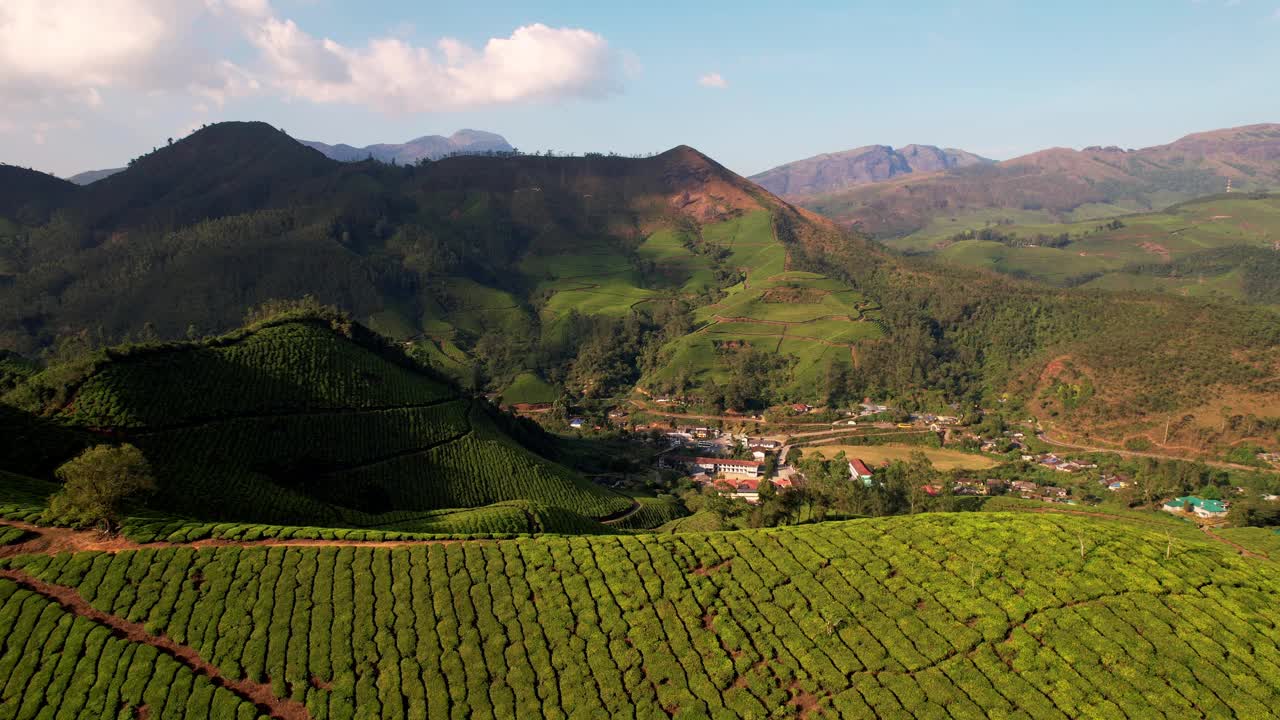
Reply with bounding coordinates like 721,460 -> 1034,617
954,479 -> 989,496
569,418 -> 585,429
985,479 -> 1008,493
1041,486 -> 1069,500
747,438 -> 781,451
710,475 -> 794,503
751,451 -> 767,462
848,459 -> 874,485
1263,494 -> 1280,502
791,403 -> 811,414
1011,480 -> 1039,498
922,484 -> 944,497
1162,496 -> 1229,519
662,455 -> 763,478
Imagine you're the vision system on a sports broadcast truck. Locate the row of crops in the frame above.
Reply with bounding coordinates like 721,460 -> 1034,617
119,501 -> 614,543
63,322 -> 456,428
123,402 -> 627,526
0,582 -> 265,719
4,512 -> 1277,718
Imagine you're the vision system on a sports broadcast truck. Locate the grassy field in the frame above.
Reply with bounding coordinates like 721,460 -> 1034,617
803,443 -> 1001,471
1,511 -> 1276,717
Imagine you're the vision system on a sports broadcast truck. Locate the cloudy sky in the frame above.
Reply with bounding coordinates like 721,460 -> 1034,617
2,0 -> 1279,177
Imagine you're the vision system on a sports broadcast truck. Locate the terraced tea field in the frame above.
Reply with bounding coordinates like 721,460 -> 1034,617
4,318 -> 631,529
0,511 -> 1276,718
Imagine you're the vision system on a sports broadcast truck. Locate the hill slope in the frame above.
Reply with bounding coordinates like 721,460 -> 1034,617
751,144 -> 991,196
0,511 -> 1276,717
2,310 -> 630,526
891,192 -> 1280,304
0,122 -> 879,406
801,123 -> 1280,236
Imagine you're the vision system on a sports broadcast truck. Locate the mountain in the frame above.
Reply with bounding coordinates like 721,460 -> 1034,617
1,121 -> 1277,456
301,129 -> 514,164
60,129 -> 513,187
799,123 -> 1280,236
66,167 -> 125,185
750,144 -> 991,196
0,165 -> 79,226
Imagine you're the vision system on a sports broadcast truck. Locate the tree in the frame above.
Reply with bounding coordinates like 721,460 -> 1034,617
47,444 -> 155,531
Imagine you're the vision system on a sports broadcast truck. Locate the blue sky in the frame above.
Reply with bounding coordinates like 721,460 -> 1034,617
2,0 -> 1279,177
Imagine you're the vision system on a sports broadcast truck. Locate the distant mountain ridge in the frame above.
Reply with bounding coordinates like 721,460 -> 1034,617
750,144 -> 992,196
67,168 -> 125,186
797,123 -> 1280,236
301,129 -> 514,164
63,129 -> 514,185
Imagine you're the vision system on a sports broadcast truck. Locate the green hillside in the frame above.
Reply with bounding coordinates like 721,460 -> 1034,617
889,192 -> 1280,308
0,511 -> 1276,717
1,309 -> 630,528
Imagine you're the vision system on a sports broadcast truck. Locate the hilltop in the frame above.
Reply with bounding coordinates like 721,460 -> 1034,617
751,144 -> 991,196
1,307 -> 630,529
799,123 -> 1280,236
0,509 -> 1276,717
64,129 -> 515,185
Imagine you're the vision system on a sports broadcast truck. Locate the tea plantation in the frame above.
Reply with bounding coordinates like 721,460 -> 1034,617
1,316 -> 631,529
1,511 -> 1277,718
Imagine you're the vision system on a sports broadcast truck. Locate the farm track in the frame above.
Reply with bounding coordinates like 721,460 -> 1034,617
597,499 -> 645,525
0,567 -> 312,720
1037,431 -> 1275,474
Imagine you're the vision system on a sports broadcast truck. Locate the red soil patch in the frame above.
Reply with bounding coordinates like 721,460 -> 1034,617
1138,241 -> 1171,260
691,559 -> 733,576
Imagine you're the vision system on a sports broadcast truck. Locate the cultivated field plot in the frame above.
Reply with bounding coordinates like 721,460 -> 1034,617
803,444 -> 1001,471
635,229 -> 717,293
1,513 -> 1277,718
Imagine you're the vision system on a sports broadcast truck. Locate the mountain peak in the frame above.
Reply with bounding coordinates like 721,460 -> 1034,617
749,143 -> 992,197
302,130 -> 514,164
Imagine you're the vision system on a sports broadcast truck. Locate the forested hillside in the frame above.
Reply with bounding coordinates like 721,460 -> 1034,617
2,121 -> 1278,449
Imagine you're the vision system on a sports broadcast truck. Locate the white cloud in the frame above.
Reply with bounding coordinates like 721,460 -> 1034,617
0,1 -> 255,108
245,19 -> 622,112
698,72 -> 728,89
0,0 -> 624,149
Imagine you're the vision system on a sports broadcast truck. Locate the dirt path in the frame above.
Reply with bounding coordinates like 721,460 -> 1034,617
0,567 -> 311,720
599,499 -> 644,525
1036,431 -> 1273,474
1201,525 -> 1265,559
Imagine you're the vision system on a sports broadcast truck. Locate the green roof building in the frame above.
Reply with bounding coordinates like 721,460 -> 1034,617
1162,495 -> 1229,518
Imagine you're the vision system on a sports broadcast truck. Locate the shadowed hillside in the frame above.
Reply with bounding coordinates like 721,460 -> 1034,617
1,306 -> 630,528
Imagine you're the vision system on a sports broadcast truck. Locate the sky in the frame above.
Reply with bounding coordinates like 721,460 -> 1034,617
2,0 -> 1279,178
